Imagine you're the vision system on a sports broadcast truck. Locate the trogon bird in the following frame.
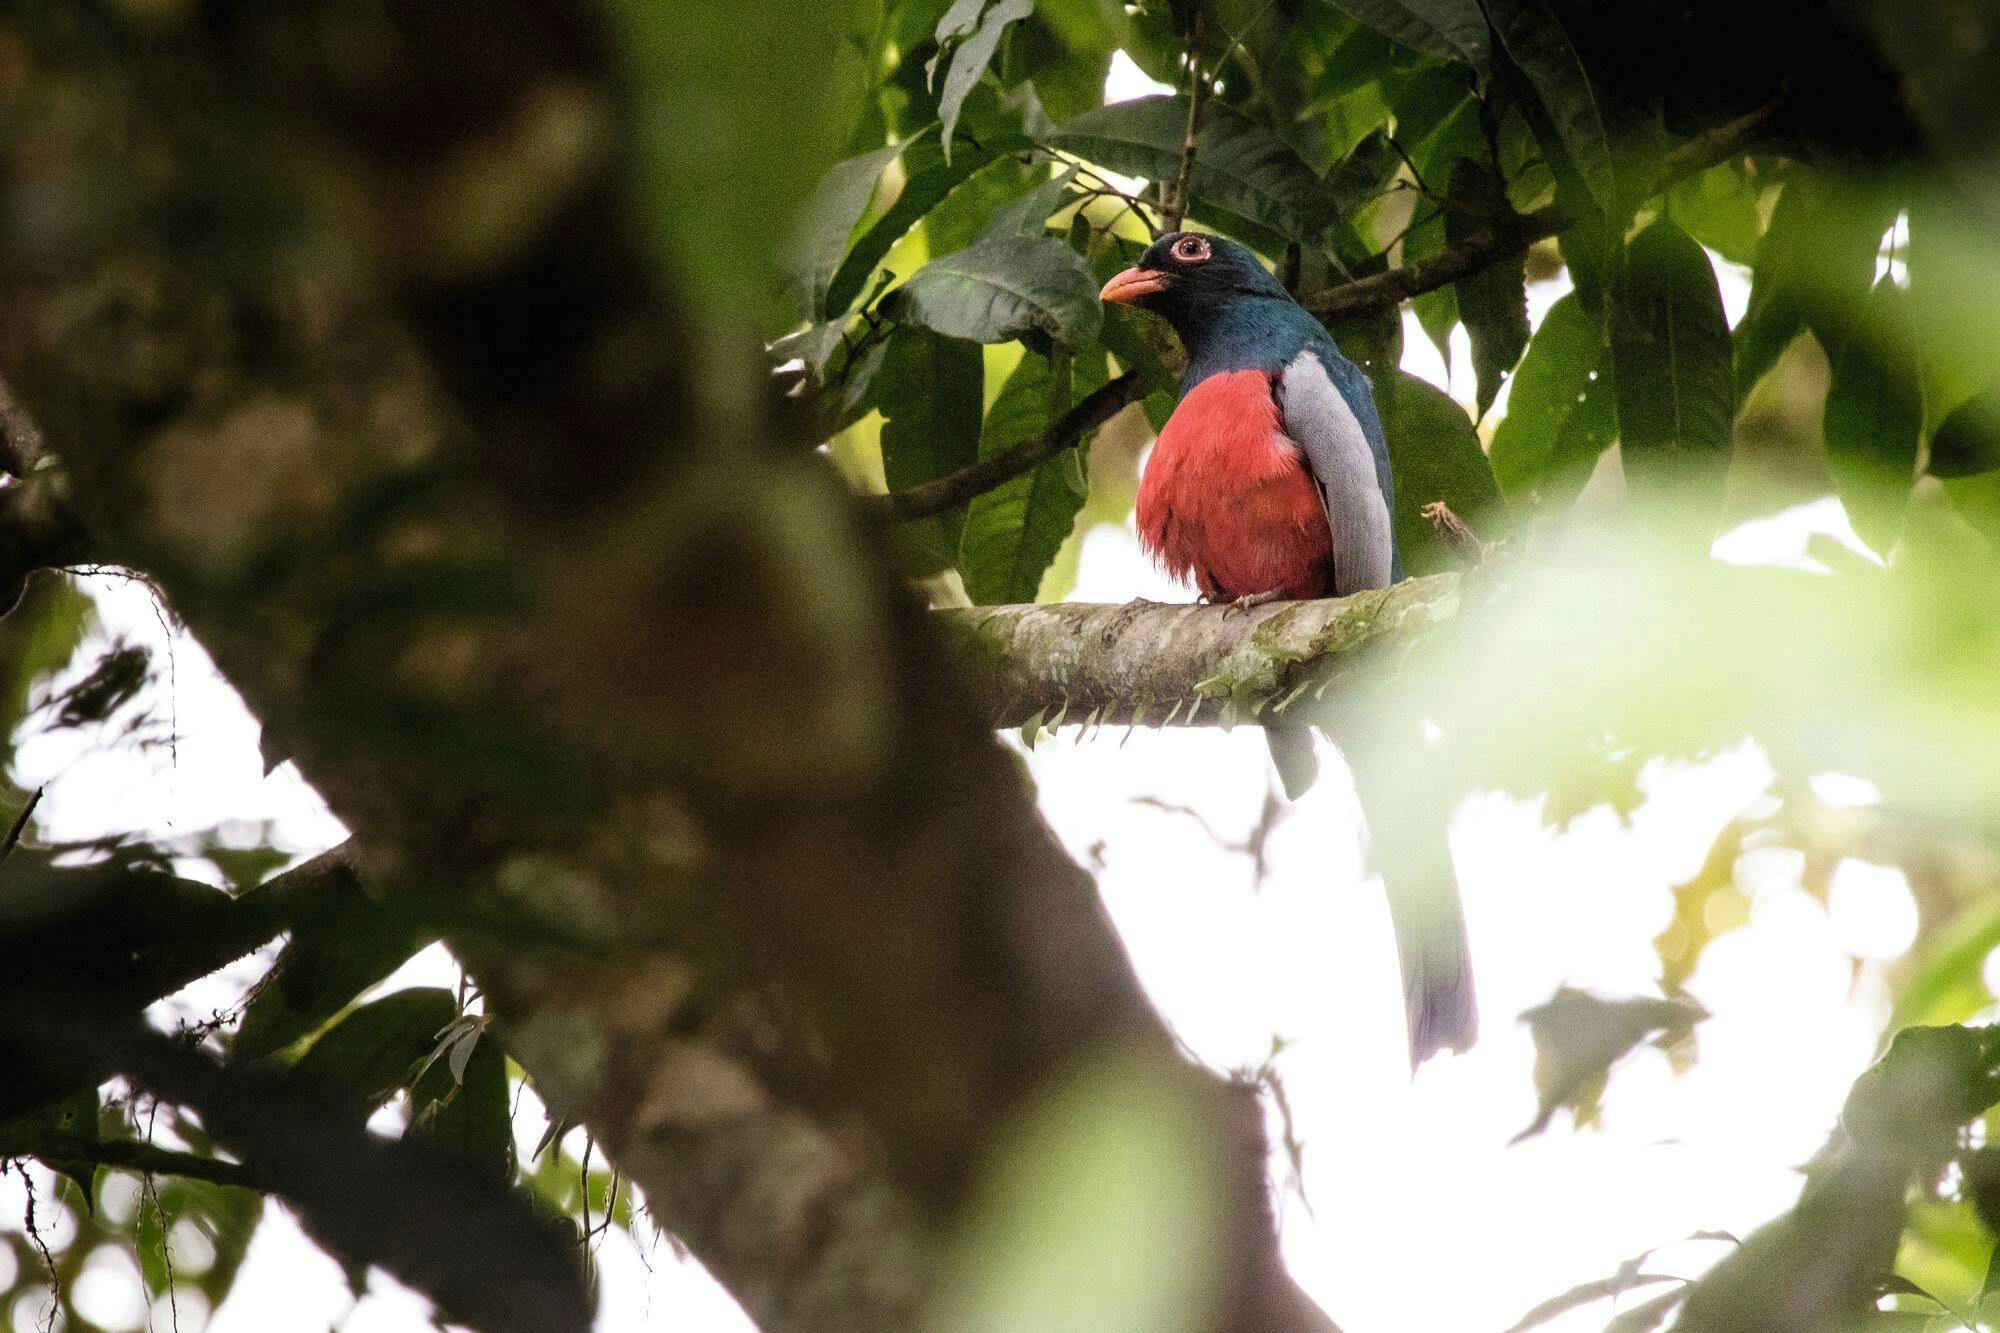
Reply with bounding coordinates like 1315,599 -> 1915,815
1101,231 -> 1477,1065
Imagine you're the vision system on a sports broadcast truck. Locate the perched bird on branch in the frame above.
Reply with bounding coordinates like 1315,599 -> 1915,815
1100,231 -> 1476,1065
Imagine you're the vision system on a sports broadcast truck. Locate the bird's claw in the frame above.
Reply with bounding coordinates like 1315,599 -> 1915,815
1222,589 -> 1285,617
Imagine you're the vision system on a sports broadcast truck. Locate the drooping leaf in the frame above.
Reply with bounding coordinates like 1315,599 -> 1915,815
1375,370 -> 1504,574
878,328 -> 986,572
1824,280 -> 1921,556
1444,156 -> 1530,416
1734,174 -> 1899,400
1317,0 -> 1490,69
790,140 -> 907,319
959,350 -> 1092,603
284,987 -> 460,1120
1514,987 -> 1706,1141
882,233 -> 1103,348
1489,291 -> 1610,506
930,0 -> 1037,159
1610,216 -> 1733,504
1482,0 -> 1616,209
981,164 -> 1083,238
1929,383 -> 2000,479
825,132 -> 1035,317
1048,95 -> 1339,240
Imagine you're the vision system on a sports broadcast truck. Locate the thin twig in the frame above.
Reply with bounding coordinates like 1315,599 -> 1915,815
1162,21 -> 1206,234
868,372 -> 1146,522
2,785 -> 43,862
1299,102 -> 1779,322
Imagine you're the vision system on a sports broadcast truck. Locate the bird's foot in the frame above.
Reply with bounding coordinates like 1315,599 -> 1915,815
1222,588 -> 1286,617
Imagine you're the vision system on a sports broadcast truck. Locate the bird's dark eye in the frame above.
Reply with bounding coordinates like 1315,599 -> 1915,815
1171,235 -> 1211,264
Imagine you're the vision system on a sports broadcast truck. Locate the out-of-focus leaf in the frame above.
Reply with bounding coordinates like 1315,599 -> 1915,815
878,328 -> 985,572
1444,156 -> 1530,416
1048,95 -> 1340,239
1610,216 -> 1733,506
1501,1273 -> 1683,1333
1483,0 -> 1615,208
1824,280 -> 1921,555
960,350 -> 1091,604
1673,1026 -> 2000,1333
285,987 -> 459,1120
1490,291 -> 1609,506
1376,370 -> 1503,574
925,1053 -> 1227,1332
790,140 -> 906,318
1318,0 -> 1489,69
930,0 -> 1036,159
1930,383 -> 2000,479
1514,987 -> 1706,1141
882,234 -> 1102,348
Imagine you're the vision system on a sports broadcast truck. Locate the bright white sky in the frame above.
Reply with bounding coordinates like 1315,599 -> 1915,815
0,49 -> 1946,1333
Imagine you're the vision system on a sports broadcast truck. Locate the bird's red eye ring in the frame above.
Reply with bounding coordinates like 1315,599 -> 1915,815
1171,235 -> 1211,263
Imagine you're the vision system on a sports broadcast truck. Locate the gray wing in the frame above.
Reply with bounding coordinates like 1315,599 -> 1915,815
1276,348 -> 1395,596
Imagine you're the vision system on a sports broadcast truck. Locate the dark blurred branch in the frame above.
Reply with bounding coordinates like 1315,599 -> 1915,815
869,370 -> 1145,521
5,1009 -> 590,1333
1301,104 -> 1779,323
0,845 -> 362,1119
941,574 -> 1462,728
1163,28 -> 1206,234
8,1134 -> 264,1191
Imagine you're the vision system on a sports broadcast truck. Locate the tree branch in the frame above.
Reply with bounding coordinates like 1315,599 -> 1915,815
868,370 -> 1146,521
941,575 -> 1462,729
1300,103 -> 1780,323
7,1134 -> 265,1192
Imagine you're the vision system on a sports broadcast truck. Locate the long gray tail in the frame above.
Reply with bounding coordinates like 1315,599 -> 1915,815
1352,753 -> 1477,1067
1266,725 -> 1477,1067
1265,726 -> 1320,801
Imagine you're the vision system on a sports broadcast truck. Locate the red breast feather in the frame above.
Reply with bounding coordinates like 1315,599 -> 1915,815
1136,369 -> 1335,601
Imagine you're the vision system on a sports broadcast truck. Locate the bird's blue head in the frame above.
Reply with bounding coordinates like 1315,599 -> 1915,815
1100,231 -> 1319,381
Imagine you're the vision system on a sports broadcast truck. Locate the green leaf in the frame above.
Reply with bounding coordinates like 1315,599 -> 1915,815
1445,156 -> 1530,416
0,1088 -> 100,1206
825,132 -> 1034,317
235,893 -> 432,1063
960,351 -> 1091,603
1824,280 -> 1921,555
285,987 -> 460,1120
1317,0 -> 1491,70
1048,95 -> 1338,240
882,233 -> 1103,348
981,165 -> 1083,239
1734,175 -> 1898,400
879,328 -> 985,572
410,1023 -> 511,1181
1489,290 -> 1610,505
1668,163 -> 1763,268
1376,370 -> 1504,574
930,0 -> 1037,160
1483,0 -> 1615,209
789,140 -> 906,320
1610,216 -> 1733,503
1931,383 -> 2000,479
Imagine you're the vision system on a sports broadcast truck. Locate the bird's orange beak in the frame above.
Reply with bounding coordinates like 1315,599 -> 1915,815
1099,266 -> 1171,305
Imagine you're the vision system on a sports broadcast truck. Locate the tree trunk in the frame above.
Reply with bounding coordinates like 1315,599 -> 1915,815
0,4 -> 1336,1329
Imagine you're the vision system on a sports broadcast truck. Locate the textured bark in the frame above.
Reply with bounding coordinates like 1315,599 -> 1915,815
0,5 -> 1332,1331
943,575 -> 1464,730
